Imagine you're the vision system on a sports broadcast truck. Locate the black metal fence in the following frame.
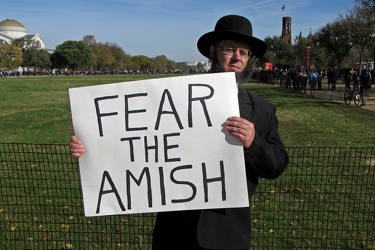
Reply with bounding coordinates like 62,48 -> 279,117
1,144 -> 374,249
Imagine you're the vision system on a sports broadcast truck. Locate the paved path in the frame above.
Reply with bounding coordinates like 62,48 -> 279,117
281,81 -> 375,112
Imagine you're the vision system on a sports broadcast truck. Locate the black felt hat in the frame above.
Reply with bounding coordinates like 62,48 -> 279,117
197,15 -> 267,58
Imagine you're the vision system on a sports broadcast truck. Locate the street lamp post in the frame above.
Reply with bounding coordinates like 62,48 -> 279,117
316,41 -> 319,70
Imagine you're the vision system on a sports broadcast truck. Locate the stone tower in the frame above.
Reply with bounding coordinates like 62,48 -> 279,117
280,16 -> 292,45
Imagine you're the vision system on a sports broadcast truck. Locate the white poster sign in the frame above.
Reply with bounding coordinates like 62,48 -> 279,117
69,72 -> 248,217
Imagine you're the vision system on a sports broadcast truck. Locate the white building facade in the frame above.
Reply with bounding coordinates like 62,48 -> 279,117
0,19 -> 46,49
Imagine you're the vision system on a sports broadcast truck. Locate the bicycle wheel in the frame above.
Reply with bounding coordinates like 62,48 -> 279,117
344,91 -> 352,105
354,92 -> 363,107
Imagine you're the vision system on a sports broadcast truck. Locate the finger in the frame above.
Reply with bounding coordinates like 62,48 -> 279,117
70,135 -> 81,143
227,117 -> 252,127
71,152 -> 83,159
70,142 -> 83,149
227,125 -> 246,135
226,121 -> 251,135
70,147 -> 85,158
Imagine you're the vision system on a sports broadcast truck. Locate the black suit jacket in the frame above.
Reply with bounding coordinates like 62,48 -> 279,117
153,87 -> 288,249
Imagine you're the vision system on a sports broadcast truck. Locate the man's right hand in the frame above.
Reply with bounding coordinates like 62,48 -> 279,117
70,136 -> 85,158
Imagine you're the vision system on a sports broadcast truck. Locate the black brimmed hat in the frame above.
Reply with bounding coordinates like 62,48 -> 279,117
197,15 -> 267,58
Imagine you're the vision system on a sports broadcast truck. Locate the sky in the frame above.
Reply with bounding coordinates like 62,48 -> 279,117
3,0 -> 356,62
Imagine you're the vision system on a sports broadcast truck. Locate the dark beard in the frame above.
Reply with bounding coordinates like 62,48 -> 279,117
209,58 -> 254,86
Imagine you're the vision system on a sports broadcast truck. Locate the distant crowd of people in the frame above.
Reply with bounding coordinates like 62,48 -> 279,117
253,67 -> 373,107
343,68 -> 373,90
0,71 -> 21,78
0,68 -> 207,78
255,67 -> 373,93
344,68 -> 373,106
254,68 -> 325,93
0,69 -> 149,77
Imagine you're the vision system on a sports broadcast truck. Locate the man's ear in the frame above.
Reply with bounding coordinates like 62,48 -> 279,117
209,45 -> 215,59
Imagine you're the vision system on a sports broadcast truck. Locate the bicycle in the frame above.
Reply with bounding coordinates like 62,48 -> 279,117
343,89 -> 363,107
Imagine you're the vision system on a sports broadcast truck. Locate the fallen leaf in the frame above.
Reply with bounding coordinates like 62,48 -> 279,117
60,224 -> 69,231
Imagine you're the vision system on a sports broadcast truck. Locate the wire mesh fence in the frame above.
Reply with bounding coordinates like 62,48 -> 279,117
0,144 -> 374,249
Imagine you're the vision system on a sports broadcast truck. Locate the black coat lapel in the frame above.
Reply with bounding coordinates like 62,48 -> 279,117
238,87 -> 253,120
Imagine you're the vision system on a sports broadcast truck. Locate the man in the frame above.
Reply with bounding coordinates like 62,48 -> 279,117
310,69 -> 318,91
70,15 -> 288,249
359,69 -> 371,106
153,15 -> 288,250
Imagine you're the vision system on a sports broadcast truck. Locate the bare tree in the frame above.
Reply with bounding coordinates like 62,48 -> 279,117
346,2 -> 375,70
316,17 -> 354,70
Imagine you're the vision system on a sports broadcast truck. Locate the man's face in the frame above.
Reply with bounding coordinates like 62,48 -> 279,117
210,40 -> 250,73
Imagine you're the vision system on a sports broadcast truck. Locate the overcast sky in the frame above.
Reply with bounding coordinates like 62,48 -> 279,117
3,0 -> 355,62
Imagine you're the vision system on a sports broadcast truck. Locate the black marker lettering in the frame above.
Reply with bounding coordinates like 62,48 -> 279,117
188,84 -> 214,128
94,95 -> 119,137
96,171 -> 125,214
202,161 -> 226,202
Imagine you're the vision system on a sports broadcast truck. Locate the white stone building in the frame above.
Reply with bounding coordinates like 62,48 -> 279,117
0,19 -> 46,49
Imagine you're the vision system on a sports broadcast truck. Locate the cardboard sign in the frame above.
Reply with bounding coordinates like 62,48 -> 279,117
69,72 -> 248,217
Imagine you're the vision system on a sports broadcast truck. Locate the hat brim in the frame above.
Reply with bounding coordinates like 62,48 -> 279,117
197,31 -> 267,59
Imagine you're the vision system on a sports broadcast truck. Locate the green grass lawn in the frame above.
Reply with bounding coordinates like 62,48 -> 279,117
1,74 -> 374,249
0,74 -> 374,147
0,74 -> 173,144
244,82 -> 375,147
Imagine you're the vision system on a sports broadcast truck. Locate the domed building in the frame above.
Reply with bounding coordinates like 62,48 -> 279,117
0,19 -> 46,49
